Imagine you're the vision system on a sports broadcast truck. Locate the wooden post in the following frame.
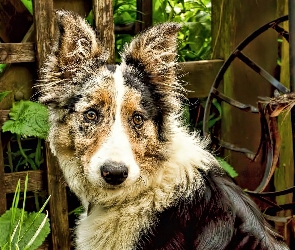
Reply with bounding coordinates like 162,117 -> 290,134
136,0 -> 153,33
0,132 -> 7,214
32,0 -> 55,71
211,0 -> 278,191
45,143 -> 70,249
92,0 -> 115,63
33,1 -> 70,249
274,0 -> 294,243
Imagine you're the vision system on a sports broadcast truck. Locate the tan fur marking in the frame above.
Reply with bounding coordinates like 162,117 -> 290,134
120,88 -> 166,175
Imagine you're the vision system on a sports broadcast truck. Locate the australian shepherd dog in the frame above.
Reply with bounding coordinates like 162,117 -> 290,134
37,10 -> 289,250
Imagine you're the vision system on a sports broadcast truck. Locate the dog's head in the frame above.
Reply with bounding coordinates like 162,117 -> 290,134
38,10 -> 184,200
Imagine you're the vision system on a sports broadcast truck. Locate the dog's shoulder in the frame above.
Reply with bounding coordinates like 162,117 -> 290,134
135,166 -> 289,250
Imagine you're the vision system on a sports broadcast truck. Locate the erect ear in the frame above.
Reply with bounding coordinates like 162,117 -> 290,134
121,22 -> 181,87
53,10 -> 108,68
37,10 -> 108,107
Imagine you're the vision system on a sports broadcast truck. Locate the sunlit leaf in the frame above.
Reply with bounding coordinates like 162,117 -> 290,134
2,100 -> 49,139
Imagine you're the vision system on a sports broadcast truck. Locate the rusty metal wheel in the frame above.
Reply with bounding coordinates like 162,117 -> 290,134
202,15 -> 295,200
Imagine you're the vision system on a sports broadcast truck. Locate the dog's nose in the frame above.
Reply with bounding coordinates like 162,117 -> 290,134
100,162 -> 128,185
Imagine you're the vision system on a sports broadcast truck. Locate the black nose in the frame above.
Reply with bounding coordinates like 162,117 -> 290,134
100,162 -> 128,185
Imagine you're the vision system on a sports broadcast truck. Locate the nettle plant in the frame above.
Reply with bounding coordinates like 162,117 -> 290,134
2,99 -> 49,178
0,93 -> 50,249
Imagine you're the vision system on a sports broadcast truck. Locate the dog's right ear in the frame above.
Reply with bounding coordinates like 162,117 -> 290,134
38,10 -> 108,107
52,10 -> 108,68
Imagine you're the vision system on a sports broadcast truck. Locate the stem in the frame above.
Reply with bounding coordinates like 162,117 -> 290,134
35,138 -> 42,168
34,193 -> 40,211
7,141 -> 14,172
16,135 -> 37,170
16,135 -> 40,211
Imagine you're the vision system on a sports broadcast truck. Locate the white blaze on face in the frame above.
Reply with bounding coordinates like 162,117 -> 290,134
88,65 -> 140,185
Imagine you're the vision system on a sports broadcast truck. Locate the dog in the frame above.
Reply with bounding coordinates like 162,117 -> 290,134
37,10 -> 289,250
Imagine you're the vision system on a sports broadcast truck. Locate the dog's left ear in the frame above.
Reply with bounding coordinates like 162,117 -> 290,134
121,23 -> 181,87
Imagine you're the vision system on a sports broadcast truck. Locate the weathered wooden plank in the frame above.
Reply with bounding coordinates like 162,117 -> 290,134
45,143 -> 70,249
0,24 -> 35,109
33,1 -> 70,249
4,170 -> 44,193
180,60 -> 224,98
32,0 -> 54,71
0,43 -> 35,63
92,0 -> 115,63
0,132 -> 7,214
0,64 -> 35,110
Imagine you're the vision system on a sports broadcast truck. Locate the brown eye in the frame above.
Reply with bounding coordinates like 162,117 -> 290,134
132,114 -> 144,127
85,110 -> 98,121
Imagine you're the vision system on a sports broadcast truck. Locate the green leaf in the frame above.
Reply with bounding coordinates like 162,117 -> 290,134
216,157 -> 238,178
86,10 -> 94,26
0,208 -> 50,250
0,64 -> 7,74
0,91 -> 11,102
2,100 -> 49,139
21,0 -> 33,15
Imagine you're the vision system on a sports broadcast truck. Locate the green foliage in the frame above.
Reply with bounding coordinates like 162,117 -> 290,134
21,0 -> 33,15
68,206 -> 84,216
19,0 -> 212,62
113,0 -> 137,25
0,91 -> 11,102
0,41 -> 7,75
216,157 -> 238,178
2,100 -> 49,139
113,0 -> 137,62
86,10 -> 94,26
0,64 -> 7,75
154,0 -> 212,61
0,175 -> 50,250
113,0 -> 211,62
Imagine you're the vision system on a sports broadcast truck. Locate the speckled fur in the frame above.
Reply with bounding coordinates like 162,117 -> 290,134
37,10 -> 289,250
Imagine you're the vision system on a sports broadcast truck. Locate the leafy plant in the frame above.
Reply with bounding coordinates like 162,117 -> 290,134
0,175 -> 50,250
2,100 -> 48,172
153,0 -> 211,61
2,100 -> 49,209
2,100 -> 49,139
113,0 -> 137,25
2,100 -> 48,170
113,0 -> 212,62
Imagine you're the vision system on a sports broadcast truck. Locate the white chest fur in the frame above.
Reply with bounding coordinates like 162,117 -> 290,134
75,200 -> 155,250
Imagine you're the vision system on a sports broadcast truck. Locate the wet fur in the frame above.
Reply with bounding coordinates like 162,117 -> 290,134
37,10 -> 289,250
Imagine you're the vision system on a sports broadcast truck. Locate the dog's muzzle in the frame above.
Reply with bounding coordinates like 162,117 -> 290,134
100,161 -> 128,185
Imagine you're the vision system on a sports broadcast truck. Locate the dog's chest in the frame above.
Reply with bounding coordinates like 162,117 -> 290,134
75,203 -> 155,250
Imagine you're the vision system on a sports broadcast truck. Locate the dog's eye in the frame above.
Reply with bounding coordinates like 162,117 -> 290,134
84,110 -> 98,121
132,114 -> 144,127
